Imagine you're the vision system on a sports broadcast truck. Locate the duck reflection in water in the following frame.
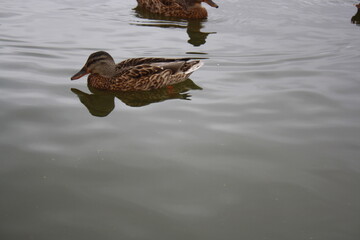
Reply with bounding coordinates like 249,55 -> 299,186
71,79 -> 202,117
133,6 -> 216,46
351,4 -> 360,25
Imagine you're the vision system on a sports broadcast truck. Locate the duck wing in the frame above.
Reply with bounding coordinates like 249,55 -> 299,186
117,64 -> 166,78
109,60 -> 203,91
116,57 -> 192,70
111,64 -> 175,91
174,0 -> 188,10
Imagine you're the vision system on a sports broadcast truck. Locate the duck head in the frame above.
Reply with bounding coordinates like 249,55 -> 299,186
71,51 -> 116,80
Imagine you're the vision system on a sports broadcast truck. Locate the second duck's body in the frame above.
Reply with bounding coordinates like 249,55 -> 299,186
136,0 -> 219,19
71,51 -> 203,91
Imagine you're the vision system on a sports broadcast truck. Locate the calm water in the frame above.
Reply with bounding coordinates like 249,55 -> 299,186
1,0 -> 360,239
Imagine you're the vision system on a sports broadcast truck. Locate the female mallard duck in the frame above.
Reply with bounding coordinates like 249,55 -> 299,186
71,51 -> 203,91
136,0 -> 219,19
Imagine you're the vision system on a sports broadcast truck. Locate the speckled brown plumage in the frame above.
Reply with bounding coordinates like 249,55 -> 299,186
136,0 -> 219,19
71,51 -> 203,91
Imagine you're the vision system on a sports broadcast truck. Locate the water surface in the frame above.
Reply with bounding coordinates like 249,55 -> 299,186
1,0 -> 359,239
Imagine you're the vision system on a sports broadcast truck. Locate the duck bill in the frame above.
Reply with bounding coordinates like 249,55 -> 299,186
71,67 -> 88,80
204,0 -> 219,8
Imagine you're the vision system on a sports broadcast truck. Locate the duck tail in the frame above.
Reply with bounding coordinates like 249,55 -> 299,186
185,60 -> 204,75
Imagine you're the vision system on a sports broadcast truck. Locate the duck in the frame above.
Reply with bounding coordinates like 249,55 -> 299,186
351,3 -> 360,25
135,0 -> 219,19
71,51 -> 204,91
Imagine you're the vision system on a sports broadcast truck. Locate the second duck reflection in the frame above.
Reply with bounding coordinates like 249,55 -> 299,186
71,79 -> 202,117
133,7 -> 216,47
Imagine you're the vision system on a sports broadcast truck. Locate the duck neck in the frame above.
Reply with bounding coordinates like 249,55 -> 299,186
100,63 -> 117,78
88,74 -> 111,90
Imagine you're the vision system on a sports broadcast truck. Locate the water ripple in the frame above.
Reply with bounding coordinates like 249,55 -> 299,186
1,1 -> 360,239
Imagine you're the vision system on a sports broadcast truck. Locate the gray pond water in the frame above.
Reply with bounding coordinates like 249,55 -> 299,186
1,0 -> 360,239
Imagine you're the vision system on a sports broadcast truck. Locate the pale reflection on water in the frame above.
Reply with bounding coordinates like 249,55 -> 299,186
0,0 -> 360,240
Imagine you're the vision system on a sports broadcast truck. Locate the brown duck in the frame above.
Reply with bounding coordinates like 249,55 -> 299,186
71,51 -> 203,91
351,3 -> 360,25
136,0 -> 219,19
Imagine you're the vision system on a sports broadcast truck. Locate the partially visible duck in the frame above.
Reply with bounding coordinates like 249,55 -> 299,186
351,3 -> 360,25
71,51 -> 203,91
136,0 -> 219,19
